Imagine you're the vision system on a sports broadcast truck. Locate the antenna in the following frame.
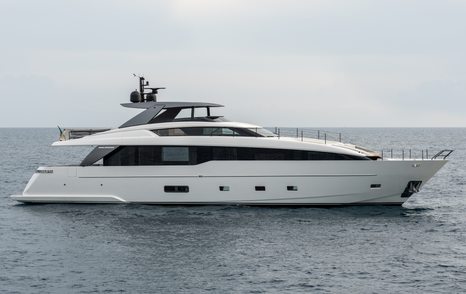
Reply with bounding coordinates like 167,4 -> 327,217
130,74 -> 165,102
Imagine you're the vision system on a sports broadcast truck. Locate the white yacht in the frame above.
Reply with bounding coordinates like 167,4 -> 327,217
12,77 -> 452,205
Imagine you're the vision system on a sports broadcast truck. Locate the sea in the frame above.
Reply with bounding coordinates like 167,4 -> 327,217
1,128 -> 465,293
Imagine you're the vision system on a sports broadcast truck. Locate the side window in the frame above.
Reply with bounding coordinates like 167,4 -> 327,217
254,148 -> 287,160
138,146 -> 161,165
154,129 -> 169,136
103,146 -> 138,166
212,147 -> 237,160
153,127 -> 250,137
154,128 -> 186,136
103,146 -> 368,166
162,147 -> 189,162
168,128 -> 186,136
176,108 -> 192,119
120,146 -> 137,165
195,108 -> 208,118
201,128 -> 240,136
224,128 -> 241,136
202,128 -> 219,135
221,128 -> 235,135
182,127 -> 203,136
196,146 -> 212,164
236,147 -> 255,160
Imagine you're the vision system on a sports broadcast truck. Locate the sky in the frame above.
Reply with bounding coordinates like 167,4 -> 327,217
0,0 -> 465,127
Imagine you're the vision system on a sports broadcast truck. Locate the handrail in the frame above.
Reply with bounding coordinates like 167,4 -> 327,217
265,127 -> 342,143
263,128 -> 453,161
380,149 -> 454,160
431,149 -> 454,160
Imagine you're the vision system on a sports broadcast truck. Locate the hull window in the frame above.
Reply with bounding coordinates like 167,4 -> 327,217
164,186 -> 189,193
219,186 -> 230,191
255,186 -> 266,191
287,186 -> 298,191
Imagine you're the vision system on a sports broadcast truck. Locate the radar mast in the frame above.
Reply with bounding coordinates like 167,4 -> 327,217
130,74 -> 165,103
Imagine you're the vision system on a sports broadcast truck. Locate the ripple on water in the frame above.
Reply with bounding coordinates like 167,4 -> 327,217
1,128 -> 466,293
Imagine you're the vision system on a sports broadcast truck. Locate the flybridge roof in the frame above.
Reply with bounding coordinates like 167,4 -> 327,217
121,76 -> 224,127
120,101 -> 225,128
121,101 -> 223,109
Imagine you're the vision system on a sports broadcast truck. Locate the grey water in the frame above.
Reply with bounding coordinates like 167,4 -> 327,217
1,128 -> 465,293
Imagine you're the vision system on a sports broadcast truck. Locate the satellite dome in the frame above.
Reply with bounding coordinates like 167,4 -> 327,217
130,90 -> 141,103
146,93 -> 156,102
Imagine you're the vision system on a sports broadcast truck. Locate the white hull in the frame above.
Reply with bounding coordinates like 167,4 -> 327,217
12,160 -> 447,206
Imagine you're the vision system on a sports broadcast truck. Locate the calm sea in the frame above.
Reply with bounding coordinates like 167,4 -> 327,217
1,128 -> 465,293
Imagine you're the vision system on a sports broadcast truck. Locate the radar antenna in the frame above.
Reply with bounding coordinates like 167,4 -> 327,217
130,74 -> 165,103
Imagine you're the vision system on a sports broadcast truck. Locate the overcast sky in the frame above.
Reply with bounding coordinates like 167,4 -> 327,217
1,0 -> 465,127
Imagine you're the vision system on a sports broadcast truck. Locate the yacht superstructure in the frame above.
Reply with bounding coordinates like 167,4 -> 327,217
12,76 -> 452,205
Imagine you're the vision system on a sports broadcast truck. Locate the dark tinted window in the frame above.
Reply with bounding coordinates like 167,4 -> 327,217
287,186 -> 298,191
153,127 -> 258,137
213,147 -> 237,160
104,146 -> 143,166
138,146 -> 161,165
164,186 -> 189,193
197,146 -> 213,164
219,186 -> 230,191
104,146 -> 188,166
162,147 -> 189,162
103,146 -> 368,166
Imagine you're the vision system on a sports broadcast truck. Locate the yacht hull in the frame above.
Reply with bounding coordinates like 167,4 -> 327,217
12,160 -> 447,206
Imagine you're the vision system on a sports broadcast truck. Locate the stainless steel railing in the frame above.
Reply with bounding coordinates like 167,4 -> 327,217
380,149 -> 453,160
267,127 -> 342,143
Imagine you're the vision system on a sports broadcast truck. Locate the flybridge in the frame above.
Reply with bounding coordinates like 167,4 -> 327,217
59,75 -> 225,140
120,75 -> 225,128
